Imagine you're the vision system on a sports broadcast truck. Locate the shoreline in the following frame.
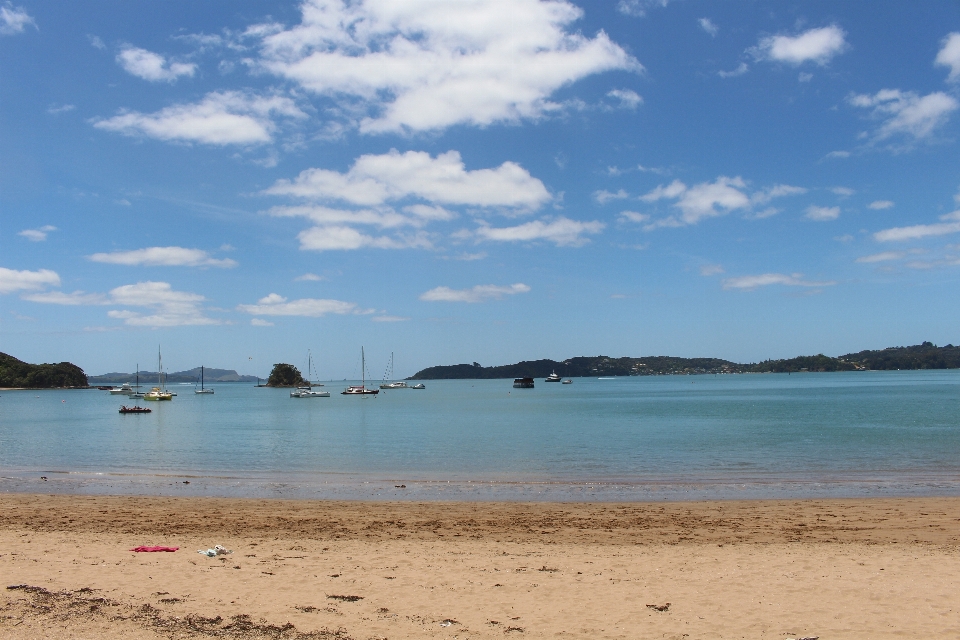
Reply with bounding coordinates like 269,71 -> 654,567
2,494 -> 959,639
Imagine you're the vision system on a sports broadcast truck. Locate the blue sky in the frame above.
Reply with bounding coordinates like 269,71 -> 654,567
2,0 -> 960,379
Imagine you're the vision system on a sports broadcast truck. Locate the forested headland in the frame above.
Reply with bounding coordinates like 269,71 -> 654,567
0,352 -> 88,388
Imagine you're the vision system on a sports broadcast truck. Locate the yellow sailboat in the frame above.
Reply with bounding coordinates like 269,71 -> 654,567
143,346 -> 173,401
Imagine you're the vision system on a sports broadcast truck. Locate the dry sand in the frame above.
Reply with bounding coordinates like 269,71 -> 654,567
1,494 -> 959,639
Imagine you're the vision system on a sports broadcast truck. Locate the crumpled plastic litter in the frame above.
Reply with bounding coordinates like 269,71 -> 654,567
197,544 -> 233,557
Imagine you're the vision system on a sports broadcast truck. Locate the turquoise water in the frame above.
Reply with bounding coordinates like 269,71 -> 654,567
2,371 -> 960,501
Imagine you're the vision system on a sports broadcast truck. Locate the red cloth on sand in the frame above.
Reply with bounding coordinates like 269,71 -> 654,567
130,546 -> 179,552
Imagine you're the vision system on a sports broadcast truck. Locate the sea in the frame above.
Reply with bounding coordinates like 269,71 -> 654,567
2,371 -> 960,502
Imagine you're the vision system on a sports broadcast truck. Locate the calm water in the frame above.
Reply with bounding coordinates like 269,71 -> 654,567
3,371 -> 960,501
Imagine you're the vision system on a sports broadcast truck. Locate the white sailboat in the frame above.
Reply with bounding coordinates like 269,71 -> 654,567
195,365 -> 214,394
291,350 -> 330,398
342,347 -> 379,395
380,352 -> 408,389
144,346 -> 173,401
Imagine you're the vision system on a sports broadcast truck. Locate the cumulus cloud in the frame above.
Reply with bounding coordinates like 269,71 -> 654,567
117,45 -> 197,82
805,205 -> 840,221
618,210 -> 649,224
936,32 -> 960,82
754,25 -> 847,66
874,212 -> 960,242
617,0 -> 668,17
106,281 -> 219,326
253,0 -> 639,134
831,186 -> 856,196
419,283 -> 530,303
94,91 -> 306,145
265,150 -> 550,211
474,217 -> 604,247
88,246 -> 237,268
0,3 -> 36,35
297,226 -> 431,251
18,225 -> 56,242
606,89 -> 642,109
856,251 -> 905,263
237,293 -> 366,316
594,188 -> 629,204
698,18 -> 718,36
0,267 -> 60,294
722,273 -> 836,290
641,176 -> 803,226
848,89 -> 958,142
869,200 -> 895,210
718,63 -> 748,78
294,272 -> 324,281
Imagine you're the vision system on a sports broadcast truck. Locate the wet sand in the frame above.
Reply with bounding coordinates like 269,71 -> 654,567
2,493 -> 959,638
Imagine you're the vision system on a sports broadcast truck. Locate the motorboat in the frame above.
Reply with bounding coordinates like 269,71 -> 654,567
411,383 -> 425,389
545,371 -> 562,382
119,405 -> 151,414
342,347 -> 379,395
562,379 -> 573,384
513,377 -> 534,388
109,383 -> 134,395
195,365 -> 214,394
380,381 -> 408,389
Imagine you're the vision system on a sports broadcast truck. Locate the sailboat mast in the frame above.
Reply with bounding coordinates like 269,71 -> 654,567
361,347 -> 365,388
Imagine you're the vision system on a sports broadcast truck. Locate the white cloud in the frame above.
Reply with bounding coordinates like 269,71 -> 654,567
47,104 -> 75,115
420,283 -> 530,303
0,3 -> 35,35
237,293 -> 366,316
618,210 -> 649,224
294,272 -> 324,281
935,32 -> 960,82
718,63 -> 748,78
868,200 -> 895,210
754,25 -> 847,66
594,188 -> 629,204
18,225 -> 56,242
297,226 -> 431,251
265,150 -> 550,211
117,46 -> 197,82
474,217 -> 604,247
94,91 -> 306,145
606,89 -> 642,109
105,281 -> 219,326
798,72 -> 813,83
700,264 -> 724,276
825,150 -> 850,159
874,213 -> 960,242
745,207 -> 780,220
371,315 -> 409,322
805,205 -> 840,221
831,186 -> 855,196
722,273 -> 836,290
21,290 -> 108,305
255,0 -> 639,134
268,205 -> 418,229
856,251 -> 905,263
617,0 -> 669,17
751,184 -> 807,205
0,267 -> 60,294
642,176 -> 759,225
251,318 -> 275,326
88,246 -> 237,268
848,89 -> 959,141
88,34 -> 105,49
698,18 -> 718,37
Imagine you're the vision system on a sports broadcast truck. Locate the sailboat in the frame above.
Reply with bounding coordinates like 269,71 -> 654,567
342,347 -> 379,395
379,352 -> 408,389
144,346 -> 173,401
195,365 -> 214,394
291,350 -> 330,398
120,364 -> 151,413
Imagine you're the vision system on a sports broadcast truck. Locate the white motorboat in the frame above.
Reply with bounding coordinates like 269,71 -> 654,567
562,379 -> 573,384
109,382 -> 134,395
381,381 -> 408,389
291,387 -> 330,398
411,383 -> 425,389
195,365 -> 214,394
342,347 -> 379,395
545,371 -> 562,382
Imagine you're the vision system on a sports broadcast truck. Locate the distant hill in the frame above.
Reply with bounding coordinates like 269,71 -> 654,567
0,352 -> 88,388
408,342 -> 960,379
89,367 -> 259,384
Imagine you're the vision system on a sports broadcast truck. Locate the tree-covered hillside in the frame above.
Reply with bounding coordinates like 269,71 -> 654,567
0,352 -> 88,388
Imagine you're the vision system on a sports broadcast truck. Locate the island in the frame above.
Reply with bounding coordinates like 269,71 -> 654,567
408,342 -> 960,379
0,352 -> 88,388
265,363 -> 308,387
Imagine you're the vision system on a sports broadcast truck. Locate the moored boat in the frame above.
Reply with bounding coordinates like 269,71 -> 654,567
411,383 -> 425,389
562,379 -> 573,384
195,365 -> 214,394
342,347 -> 379,395
109,382 -> 134,395
513,377 -> 534,388
545,371 -> 562,382
119,405 -> 152,414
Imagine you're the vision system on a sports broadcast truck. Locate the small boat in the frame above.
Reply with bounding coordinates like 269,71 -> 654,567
119,405 -> 152,414
513,377 -> 534,388
109,382 -> 134,395
342,347 -> 379,395
562,379 -> 573,384
545,371 -> 562,382
411,383 -> 425,389
143,347 -> 173,401
379,352 -> 408,389
291,387 -> 331,398
195,365 -> 214,394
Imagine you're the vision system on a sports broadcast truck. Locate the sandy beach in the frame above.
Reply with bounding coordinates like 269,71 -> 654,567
1,494 -> 959,639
